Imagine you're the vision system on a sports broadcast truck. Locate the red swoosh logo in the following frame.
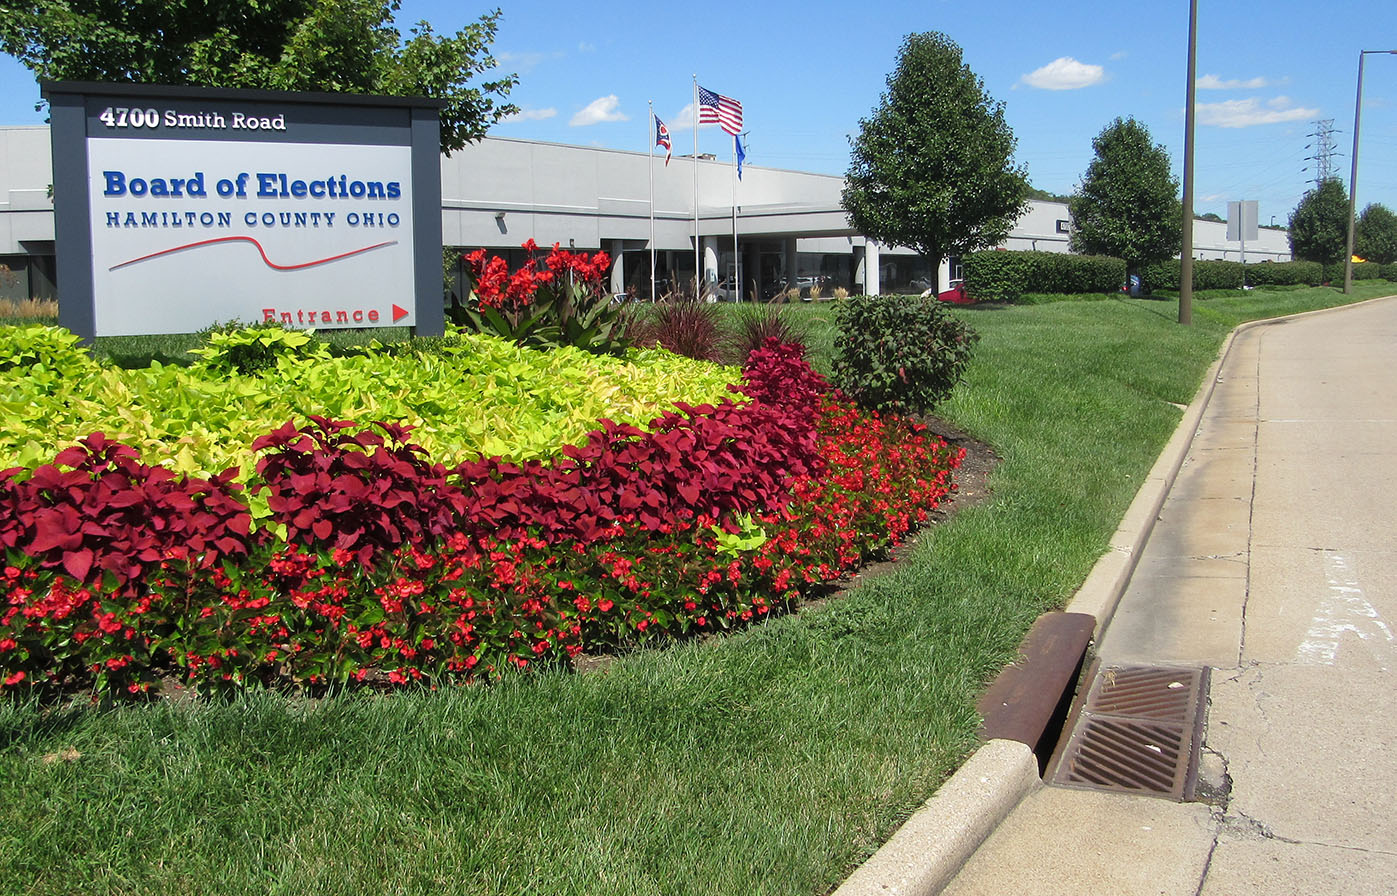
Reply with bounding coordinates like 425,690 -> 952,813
109,236 -> 399,272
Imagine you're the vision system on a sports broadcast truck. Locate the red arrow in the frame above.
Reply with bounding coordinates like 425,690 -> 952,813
392,303 -> 409,323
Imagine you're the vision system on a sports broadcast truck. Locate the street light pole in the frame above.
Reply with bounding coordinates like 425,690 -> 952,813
1180,0 -> 1198,325
1345,50 -> 1397,295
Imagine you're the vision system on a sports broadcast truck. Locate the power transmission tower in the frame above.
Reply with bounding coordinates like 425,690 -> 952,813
1304,119 -> 1341,187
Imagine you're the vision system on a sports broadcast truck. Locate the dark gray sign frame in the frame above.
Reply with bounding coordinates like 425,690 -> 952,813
43,80 -> 445,339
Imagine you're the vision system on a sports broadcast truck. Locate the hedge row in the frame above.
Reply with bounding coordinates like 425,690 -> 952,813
1141,260 -> 1249,291
962,250 -> 1126,302
1145,259 -> 1387,291
966,248 -> 1397,303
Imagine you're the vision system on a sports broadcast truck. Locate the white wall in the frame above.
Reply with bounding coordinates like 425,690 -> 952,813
0,126 -> 1292,266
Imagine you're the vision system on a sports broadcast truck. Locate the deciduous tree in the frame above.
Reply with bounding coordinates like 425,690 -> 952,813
842,32 -> 1029,280
1356,202 -> 1397,265
1287,178 -> 1349,265
1068,117 -> 1181,285
0,0 -> 516,154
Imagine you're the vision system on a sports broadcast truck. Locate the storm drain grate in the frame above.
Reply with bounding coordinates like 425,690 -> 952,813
1049,664 -> 1209,801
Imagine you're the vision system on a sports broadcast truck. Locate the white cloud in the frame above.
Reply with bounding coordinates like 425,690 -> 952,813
1110,50 -> 1128,61
501,106 -> 558,123
1197,73 -> 1271,90
570,95 -> 629,126
496,50 -> 564,72
669,103 -> 720,131
578,41 -> 596,53
1196,96 -> 1318,128
1020,57 -> 1106,90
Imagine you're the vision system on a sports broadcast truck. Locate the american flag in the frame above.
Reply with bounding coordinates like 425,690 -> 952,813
698,85 -> 743,136
655,115 -> 672,165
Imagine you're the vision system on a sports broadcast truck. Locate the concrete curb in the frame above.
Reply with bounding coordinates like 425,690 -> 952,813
832,739 -> 1039,896
829,295 -> 1397,896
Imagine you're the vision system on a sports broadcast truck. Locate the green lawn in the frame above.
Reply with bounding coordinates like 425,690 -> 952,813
2,283 -> 1392,896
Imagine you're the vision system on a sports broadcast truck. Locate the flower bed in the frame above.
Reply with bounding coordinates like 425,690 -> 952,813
0,342 -> 963,697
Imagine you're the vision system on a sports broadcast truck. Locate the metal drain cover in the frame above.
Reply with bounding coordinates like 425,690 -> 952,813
1050,664 -> 1209,801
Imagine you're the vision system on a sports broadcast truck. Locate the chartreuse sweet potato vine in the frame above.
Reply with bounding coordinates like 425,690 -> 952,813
0,324 -> 736,478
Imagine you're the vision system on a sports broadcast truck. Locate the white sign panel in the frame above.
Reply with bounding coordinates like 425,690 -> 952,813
1227,200 -> 1259,243
87,138 -> 415,336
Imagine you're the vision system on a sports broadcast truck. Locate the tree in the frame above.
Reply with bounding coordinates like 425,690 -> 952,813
842,32 -> 1029,277
1026,185 -> 1073,204
0,0 -> 516,154
1356,202 -> 1397,264
1287,179 -> 1349,265
1068,117 -> 1181,284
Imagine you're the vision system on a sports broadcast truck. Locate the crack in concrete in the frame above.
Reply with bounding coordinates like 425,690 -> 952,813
1219,810 -> 1302,845
1193,746 -> 1232,809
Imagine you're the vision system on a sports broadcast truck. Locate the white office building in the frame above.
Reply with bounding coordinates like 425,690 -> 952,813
0,125 -> 1291,304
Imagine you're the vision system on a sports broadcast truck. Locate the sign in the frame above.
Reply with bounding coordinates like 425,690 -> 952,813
1227,200 -> 1259,243
43,82 -> 445,338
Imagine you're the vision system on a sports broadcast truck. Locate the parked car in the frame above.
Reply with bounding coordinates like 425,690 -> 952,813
936,281 -> 973,305
710,279 -> 740,302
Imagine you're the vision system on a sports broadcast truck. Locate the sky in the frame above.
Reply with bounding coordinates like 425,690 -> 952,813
2,0 -> 1395,225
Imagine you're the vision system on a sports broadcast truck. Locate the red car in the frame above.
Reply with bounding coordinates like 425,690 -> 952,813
936,282 -> 974,305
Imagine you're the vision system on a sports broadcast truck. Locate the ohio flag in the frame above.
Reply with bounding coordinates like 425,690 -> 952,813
655,115 -> 672,166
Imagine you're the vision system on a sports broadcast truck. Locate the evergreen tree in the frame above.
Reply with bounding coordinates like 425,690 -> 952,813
842,32 -> 1029,277
1068,117 -> 1181,285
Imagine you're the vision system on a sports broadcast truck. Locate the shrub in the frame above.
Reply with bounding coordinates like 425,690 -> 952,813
251,417 -> 468,566
724,305 -> 809,365
1141,259 -> 1245,292
628,297 -> 726,362
1382,263 -> 1397,281
189,321 -> 328,375
962,250 -> 1024,302
830,294 -> 977,417
1242,261 -> 1323,287
963,250 -> 1125,302
1352,261 -> 1382,280
0,324 -> 95,377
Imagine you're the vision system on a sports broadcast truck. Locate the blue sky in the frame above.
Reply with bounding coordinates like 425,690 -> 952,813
2,0 -> 1394,223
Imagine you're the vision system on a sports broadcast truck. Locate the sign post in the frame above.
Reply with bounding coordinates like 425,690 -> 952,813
43,81 -> 444,339
1227,199 -> 1260,267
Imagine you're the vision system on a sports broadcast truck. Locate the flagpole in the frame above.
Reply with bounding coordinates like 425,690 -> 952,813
692,75 -> 700,301
649,101 -> 656,302
731,134 -> 739,303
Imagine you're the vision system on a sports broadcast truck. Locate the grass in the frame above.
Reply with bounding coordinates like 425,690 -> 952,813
2,282 -> 1393,896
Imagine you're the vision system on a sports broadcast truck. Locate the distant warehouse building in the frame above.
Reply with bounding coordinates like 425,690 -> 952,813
0,125 -> 1291,305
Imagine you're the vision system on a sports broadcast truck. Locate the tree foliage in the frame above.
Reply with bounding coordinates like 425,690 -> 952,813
1287,179 -> 1350,265
0,0 -> 517,154
842,32 -> 1029,272
1356,202 -> 1397,265
1068,117 -> 1181,280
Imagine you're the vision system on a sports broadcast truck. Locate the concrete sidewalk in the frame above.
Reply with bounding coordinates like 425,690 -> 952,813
938,296 -> 1397,894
